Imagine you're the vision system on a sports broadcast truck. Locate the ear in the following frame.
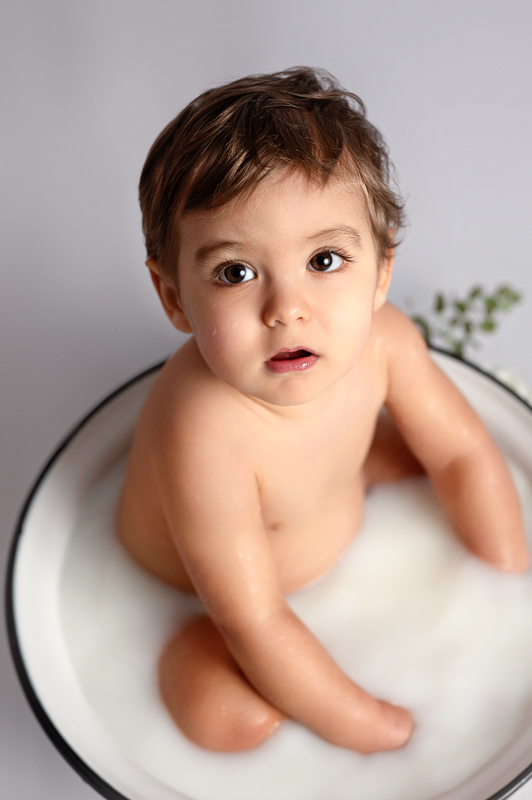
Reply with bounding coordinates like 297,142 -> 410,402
146,258 -> 193,333
373,250 -> 394,312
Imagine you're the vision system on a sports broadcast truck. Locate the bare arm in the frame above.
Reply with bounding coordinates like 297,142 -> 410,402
152,404 -> 412,752
382,305 -> 529,573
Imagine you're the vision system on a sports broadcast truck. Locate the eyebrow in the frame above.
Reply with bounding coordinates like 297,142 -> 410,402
193,226 -> 364,267
306,226 -> 363,248
194,240 -> 242,266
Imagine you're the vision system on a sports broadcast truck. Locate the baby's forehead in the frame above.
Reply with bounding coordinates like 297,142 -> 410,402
177,171 -> 370,252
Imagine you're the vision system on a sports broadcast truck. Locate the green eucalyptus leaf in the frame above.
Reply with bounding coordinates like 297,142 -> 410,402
434,293 -> 446,313
481,318 -> 496,332
412,316 -> 432,342
452,341 -> 464,357
409,283 -> 522,360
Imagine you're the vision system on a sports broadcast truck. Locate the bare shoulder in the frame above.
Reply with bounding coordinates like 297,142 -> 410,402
139,337 -> 249,457
369,302 -> 431,389
132,340 -> 254,493
374,303 -> 489,470
373,301 -> 451,402
372,302 -> 428,360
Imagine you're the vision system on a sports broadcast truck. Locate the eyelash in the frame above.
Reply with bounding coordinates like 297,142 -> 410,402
309,249 -> 353,274
213,248 -> 354,286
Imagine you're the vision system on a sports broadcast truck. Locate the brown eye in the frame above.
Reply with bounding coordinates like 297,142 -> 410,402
308,251 -> 343,272
220,264 -> 255,284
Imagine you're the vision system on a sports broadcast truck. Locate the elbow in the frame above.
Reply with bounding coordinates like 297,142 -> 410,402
496,549 -> 530,575
479,537 -> 530,575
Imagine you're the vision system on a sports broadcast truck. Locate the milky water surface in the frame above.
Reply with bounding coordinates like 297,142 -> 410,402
60,461 -> 532,800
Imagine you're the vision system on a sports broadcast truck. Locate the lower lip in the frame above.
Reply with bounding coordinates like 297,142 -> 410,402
265,354 -> 319,374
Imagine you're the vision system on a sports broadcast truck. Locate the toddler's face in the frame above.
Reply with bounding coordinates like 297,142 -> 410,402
155,170 -> 392,407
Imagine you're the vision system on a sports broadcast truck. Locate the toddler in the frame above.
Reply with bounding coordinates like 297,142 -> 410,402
117,67 -> 528,754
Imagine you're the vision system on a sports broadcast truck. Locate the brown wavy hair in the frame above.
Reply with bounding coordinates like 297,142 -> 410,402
139,67 -> 405,282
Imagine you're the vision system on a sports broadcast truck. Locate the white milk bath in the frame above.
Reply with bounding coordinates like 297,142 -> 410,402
59,459 -> 532,800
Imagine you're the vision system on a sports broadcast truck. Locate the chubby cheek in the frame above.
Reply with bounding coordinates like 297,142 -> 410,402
326,294 -> 375,365
193,304 -> 258,382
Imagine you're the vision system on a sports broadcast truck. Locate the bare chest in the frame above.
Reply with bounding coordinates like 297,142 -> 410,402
255,389 -> 382,535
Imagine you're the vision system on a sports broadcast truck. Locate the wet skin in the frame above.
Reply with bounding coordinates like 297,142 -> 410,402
117,170 -> 528,753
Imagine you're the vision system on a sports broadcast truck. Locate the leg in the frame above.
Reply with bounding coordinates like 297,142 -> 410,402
364,408 -> 424,490
159,615 -> 285,752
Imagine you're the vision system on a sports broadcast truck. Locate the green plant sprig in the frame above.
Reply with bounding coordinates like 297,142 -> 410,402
411,285 -> 522,359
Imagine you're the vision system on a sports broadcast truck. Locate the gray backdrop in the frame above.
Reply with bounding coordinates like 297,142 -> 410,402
1,1 -> 531,798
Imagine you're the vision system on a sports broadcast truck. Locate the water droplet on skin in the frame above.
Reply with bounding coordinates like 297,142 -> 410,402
232,321 -> 239,328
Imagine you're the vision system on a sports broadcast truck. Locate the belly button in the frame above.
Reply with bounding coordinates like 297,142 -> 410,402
269,521 -> 283,532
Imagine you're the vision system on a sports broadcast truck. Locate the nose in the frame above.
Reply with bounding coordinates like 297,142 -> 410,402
262,277 -> 311,327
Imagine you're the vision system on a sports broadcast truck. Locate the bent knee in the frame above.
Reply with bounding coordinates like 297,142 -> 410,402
158,616 -> 284,752
164,668 -> 285,752
185,702 -> 284,752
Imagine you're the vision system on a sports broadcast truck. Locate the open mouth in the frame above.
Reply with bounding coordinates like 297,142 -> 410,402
270,349 -> 313,361
266,348 -> 319,373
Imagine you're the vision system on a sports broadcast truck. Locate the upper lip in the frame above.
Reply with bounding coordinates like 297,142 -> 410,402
267,346 -> 318,361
